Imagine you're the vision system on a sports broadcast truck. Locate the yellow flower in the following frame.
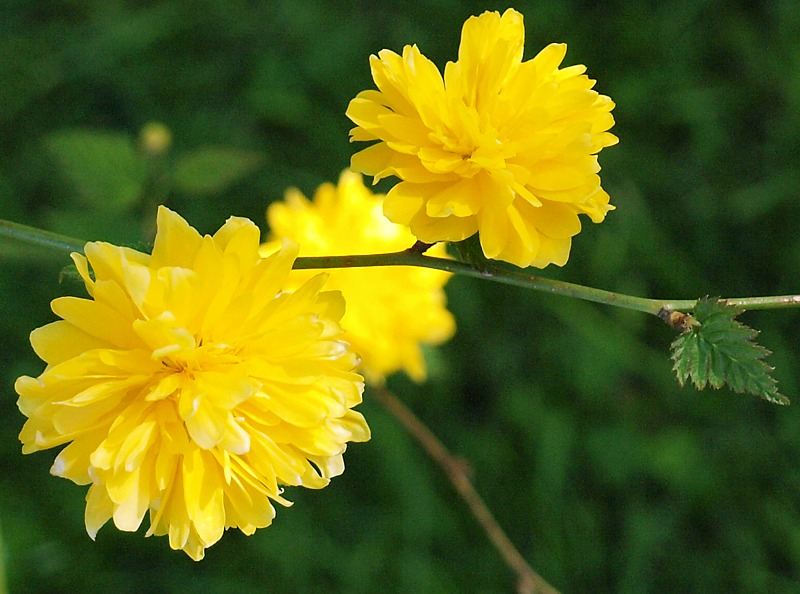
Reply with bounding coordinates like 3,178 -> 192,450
265,170 -> 455,383
15,206 -> 370,561
346,8 -> 618,268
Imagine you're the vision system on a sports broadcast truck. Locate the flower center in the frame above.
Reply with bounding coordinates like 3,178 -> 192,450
429,107 -> 515,178
164,341 -> 242,375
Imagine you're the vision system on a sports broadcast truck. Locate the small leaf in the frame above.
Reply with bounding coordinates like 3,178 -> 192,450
173,147 -> 264,196
670,297 -> 788,405
46,129 -> 146,209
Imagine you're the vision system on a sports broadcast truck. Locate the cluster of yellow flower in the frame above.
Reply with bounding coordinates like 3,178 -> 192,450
15,8 -> 614,560
347,8 -> 616,268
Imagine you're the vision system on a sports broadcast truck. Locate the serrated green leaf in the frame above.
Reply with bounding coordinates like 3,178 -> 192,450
173,147 -> 264,196
46,129 -> 146,209
670,297 -> 788,405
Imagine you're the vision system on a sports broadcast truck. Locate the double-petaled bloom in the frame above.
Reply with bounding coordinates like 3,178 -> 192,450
15,206 -> 370,560
346,8 -> 617,268
265,170 -> 455,383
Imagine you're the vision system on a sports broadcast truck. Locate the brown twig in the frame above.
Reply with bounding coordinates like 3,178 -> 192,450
371,384 -> 561,594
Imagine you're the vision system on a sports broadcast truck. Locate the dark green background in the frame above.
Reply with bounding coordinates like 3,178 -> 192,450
2,1 -> 800,592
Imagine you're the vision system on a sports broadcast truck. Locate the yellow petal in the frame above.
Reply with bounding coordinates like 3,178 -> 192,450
151,206 -> 203,270
51,297 -> 139,349
85,483 -> 114,539
182,449 -> 225,546
425,178 -> 482,218
29,321 -> 108,365
109,466 -> 149,532
214,216 -> 262,272
383,182 -> 426,225
531,234 -> 572,268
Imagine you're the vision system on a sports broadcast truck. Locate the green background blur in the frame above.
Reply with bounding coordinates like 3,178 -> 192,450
3,1 -> 800,592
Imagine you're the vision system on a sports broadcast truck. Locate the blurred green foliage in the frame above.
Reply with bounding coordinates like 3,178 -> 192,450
2,0 -> 800,592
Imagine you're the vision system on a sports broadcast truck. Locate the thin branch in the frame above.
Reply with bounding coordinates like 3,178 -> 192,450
3,219 -> 800,316
0,220 -> 86,255
293,249 -> 665,314
293,249 -> 800,316
372,384 -> 561,594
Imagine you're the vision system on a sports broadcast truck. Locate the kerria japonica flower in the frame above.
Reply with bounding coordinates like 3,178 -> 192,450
346,8 -> 618,268
264,170 -> 455,383
15,206 -> 370,561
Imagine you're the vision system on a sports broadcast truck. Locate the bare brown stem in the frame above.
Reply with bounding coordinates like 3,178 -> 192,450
371,384 -> 561,594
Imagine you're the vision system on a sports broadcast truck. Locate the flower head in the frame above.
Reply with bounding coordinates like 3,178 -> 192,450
15,206 -> 370,560
265,170 -> 455,383
346,8 -> 617,268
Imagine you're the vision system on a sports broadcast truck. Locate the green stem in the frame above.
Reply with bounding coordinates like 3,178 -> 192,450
0,220 -> 86,255
2,219 -> 799,315
294,251 -> 664,314
293,251 -> 800,316
662,295 -> 800,312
